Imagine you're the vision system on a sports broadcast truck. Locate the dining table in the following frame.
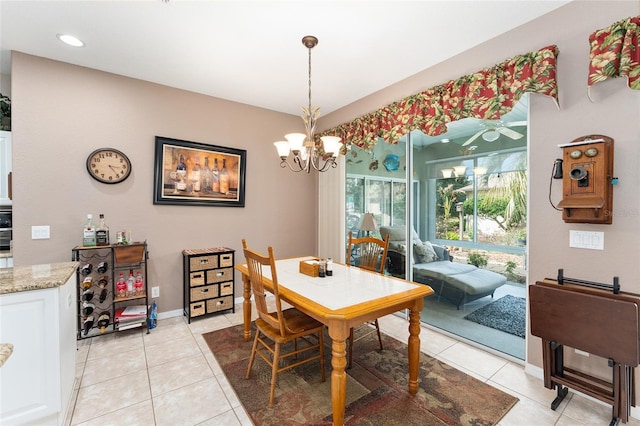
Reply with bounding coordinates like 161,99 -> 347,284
235,256 -> 434,426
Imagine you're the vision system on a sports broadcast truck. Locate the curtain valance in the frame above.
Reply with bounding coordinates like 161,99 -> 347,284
321,45 -> 559,151
588,16 -> 640,95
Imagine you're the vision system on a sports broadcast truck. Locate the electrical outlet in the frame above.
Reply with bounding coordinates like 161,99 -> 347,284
151,286 -> 159,298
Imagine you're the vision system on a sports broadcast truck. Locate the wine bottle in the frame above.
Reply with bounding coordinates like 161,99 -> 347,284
202,157 -> 212,193
82,288 -> 94,302
99,288 -> 108,303
212,158 -> 220,193
81,276 -> 93,289
97,275 -> 109,288
83,214 -> 97,247
176,155 -> 187,191
80,263 -> 93,276
83,315 -> 95,335
97,311 -> 111,333
82,301 -> 95,315
96,214 -> 110,246
97,261 -> 108,273
192,157 -> 201,192
219,158 -> 229,194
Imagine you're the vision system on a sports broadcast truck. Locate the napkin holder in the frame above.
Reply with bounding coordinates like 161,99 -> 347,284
299,258 -> 321,277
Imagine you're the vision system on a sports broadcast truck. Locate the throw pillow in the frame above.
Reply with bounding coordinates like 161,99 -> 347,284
414,241 -> 438,263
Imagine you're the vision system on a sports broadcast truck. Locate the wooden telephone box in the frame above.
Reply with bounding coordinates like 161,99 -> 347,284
557,135 -> 614,224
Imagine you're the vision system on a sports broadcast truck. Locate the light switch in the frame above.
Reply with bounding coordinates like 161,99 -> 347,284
31,225 -> 51,239
569,230 -> 604,250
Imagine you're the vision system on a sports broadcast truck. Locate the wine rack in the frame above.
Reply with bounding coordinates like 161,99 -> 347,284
72,242 -> 149,339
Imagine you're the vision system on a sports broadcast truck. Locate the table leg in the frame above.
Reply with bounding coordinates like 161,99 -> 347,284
241,273 -> 252,342
328,324 -> 349,426
408,299 -> 423,394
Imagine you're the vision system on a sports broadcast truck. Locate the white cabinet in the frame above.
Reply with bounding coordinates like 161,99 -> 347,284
0,130 -> 11,205
0,257 -> 12,268
0,273 -> 77,425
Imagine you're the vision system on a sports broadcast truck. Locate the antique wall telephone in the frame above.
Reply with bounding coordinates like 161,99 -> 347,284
550,135 -> 616,224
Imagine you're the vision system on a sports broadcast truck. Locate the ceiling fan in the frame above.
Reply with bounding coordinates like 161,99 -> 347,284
461,120 -> 527,146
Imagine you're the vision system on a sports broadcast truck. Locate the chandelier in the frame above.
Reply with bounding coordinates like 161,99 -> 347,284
274,36 -> 343,173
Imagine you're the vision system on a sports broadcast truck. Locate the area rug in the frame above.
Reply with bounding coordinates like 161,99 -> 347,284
203,324 -> 518,425
463,295 -> 526,338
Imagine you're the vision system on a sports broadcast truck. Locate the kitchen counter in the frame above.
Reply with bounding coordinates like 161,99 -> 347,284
0,250 -> 12,259
1,261 -> 77,424
0,262 -> 78,294
0,343 -> 13,367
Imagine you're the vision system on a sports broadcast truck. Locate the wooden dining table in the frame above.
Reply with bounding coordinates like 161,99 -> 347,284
235,256 -> 434,426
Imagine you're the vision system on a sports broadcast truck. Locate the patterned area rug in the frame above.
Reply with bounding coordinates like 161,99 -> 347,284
203,324 -> 518,425
464,295 -> 526,338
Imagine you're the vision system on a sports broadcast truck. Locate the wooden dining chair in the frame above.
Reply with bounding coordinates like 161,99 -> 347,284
345,231 -> 390,368
242,239 -> 325,407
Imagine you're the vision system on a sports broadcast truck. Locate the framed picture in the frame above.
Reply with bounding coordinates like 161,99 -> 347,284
153,136 -> 246,207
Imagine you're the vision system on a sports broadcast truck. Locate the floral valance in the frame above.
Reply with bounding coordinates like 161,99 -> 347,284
588,16 -> 640,95
321,45 -> 559,151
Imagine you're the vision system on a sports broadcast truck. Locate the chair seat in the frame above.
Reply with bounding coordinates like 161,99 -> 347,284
256,308 -> 324,342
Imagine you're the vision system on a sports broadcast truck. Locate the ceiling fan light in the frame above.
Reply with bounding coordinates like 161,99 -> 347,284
453,165 -> 467,176
441,168 -> 453,178
482,130 -> 500,142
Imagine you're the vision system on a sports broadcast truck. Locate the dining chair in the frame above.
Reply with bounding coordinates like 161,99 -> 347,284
242,239 -> 325,407
345,231 -> 390,368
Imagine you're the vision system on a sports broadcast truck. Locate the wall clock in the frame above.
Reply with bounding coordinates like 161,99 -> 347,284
86,148 -> 132,184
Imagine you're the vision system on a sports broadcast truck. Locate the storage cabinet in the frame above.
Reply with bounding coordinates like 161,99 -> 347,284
72,242 -> 149,339
183,247 -> 235,323
0,270 -> 76,425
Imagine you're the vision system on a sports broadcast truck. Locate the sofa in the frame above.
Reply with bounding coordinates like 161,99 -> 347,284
379,226 -> 507,309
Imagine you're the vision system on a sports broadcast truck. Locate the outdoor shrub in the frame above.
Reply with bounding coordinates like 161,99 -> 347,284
468,252 -> 488,268
505,261 -> 517,275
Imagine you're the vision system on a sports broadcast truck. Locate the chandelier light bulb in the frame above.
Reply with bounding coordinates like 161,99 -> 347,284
273,36 -> 342,173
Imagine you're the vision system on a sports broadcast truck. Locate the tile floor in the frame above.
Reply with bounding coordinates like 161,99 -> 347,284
68,303 -> 640,425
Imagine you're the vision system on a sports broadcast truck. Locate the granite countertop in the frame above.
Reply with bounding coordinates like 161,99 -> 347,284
0,250 -> 12,259
0,343 -> 13,367
0,262 -> 79,295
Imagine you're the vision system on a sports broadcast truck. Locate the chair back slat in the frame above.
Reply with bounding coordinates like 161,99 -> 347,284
346,232 -> 390,274
242,239 -> 287,336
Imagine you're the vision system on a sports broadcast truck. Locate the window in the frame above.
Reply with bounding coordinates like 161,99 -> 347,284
346,175 -> 416,238
429,150 -> 527,251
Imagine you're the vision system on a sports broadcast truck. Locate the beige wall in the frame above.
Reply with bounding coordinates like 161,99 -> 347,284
11,52 -> 319,313
322,0 -> 640,373
9,0 -> 640,375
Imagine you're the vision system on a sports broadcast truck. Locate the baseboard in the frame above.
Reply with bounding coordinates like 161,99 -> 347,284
524,362 -> 639,420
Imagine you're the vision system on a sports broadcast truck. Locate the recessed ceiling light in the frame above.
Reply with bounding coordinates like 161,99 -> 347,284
57,33 -> 84,47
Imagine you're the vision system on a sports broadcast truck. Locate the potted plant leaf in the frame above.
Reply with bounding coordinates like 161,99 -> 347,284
0,93 -> 11,131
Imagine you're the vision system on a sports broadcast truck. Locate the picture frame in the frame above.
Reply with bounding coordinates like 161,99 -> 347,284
153,136 -> 246,207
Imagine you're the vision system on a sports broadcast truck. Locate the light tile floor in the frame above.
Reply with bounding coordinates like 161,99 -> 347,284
68,303 -> 640,425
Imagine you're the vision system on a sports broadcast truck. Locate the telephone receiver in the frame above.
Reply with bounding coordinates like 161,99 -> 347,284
552,159 -> 563,179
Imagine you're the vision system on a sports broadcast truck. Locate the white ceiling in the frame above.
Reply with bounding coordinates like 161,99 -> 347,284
0,0 -> 570,117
